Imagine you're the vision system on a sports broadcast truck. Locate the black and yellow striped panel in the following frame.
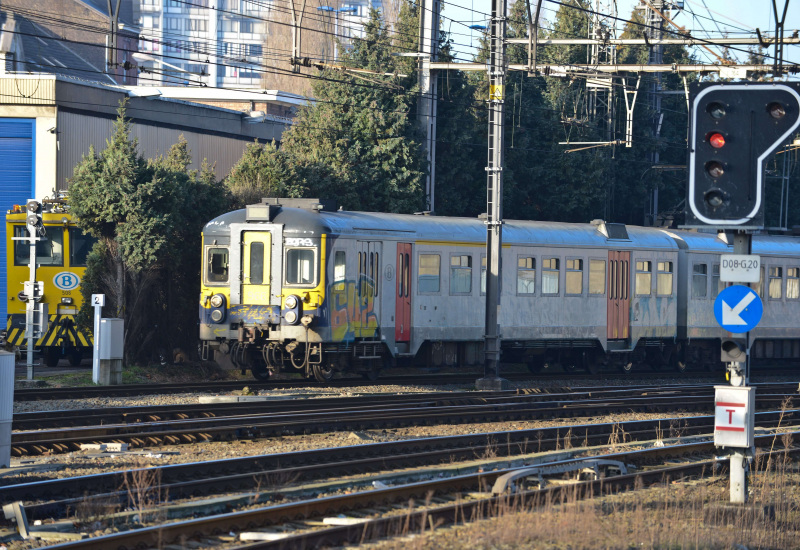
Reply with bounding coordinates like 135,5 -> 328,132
5,314 -> 93,349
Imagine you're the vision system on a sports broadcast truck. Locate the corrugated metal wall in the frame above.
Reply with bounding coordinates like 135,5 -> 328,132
56,111 -> 259,189
0,78 -> 55,105
0,118 -> 35,326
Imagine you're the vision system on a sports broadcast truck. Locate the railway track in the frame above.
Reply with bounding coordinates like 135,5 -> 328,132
10,382 -> 727,429
10,368 -> 738,402
11,384 -> 800,456
5,410 -> 798,520
21,431 -> 800,550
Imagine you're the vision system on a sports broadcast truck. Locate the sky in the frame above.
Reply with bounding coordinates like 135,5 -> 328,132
439,0 -> 800,67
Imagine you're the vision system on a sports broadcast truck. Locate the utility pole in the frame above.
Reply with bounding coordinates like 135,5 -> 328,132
418,0 -> 440,213
476,0 -> 509,390
106,0 -> 122,74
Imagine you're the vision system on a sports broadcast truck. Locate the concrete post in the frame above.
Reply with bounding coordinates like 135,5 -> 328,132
730,450 -> 748,503
0,351 -> 14,468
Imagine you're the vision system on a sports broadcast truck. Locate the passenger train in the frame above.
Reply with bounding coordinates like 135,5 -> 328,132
5,198 -> 95,367
199,198 -> 800,382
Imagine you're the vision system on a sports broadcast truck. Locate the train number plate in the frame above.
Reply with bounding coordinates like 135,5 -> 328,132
720,254 -> 761,283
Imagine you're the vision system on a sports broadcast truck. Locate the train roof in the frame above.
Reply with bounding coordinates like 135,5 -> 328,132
204,206 -> 800,256
662,229 -> 800,257
204,207 -> 679,251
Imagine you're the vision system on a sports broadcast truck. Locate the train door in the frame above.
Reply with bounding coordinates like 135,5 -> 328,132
395,243 -> 412,342
607,251 -> 630,340
241,231 -> 271,305
357,241 -> 381,337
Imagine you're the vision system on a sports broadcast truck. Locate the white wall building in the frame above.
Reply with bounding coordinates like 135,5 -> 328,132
135,0 -> 381,89
138,0 -> 269,88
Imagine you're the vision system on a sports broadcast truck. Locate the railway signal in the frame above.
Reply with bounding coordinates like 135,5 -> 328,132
686,83 -> 800,227
25,199 -> 42,229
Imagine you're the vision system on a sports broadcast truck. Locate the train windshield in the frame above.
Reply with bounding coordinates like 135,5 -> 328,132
13,226 -> 64,266
69,229 -> 98,267
206,247 -> 229,284
285,248 -> 316,286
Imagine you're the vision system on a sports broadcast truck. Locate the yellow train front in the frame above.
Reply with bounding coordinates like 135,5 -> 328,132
5,200 -> 95,367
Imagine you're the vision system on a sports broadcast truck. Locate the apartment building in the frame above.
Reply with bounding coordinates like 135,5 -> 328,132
138,0 -> 269,88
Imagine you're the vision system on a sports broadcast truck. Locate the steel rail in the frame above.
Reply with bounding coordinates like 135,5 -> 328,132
8,394 -> 720,454
40,433 -> 800,550
6,411 -> 798,515
12,392 -> 799,456
13,381 -> 742,430
12,368 -> 797,402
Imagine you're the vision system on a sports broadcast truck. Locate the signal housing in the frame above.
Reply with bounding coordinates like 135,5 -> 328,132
686,83 -> 800,227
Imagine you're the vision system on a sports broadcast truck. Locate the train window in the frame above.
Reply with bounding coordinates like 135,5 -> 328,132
588,260 -> 605,295
250,242 -> 265,285
373,252 -> 379,297
206,247 -> 229,283
480,256 -> 489,295
69,228 -> 97,267
657,261 -> 673,296
711,263 -> 722,298
418,254 -> 440,293
752,267 -> 764,297
692,264 -> 707,298
369,252 -> 374,297
13,226 -> 64,266
565,259 -> 583,295
768,266 -> 783,299
517,257 -> 536,295
635,261 -> 651,296
450,255 -> 472,294
403,253 -> 410,297
787,268 -> 799,299
334,251 -> 346,291
542,258 -> 559,295
285,248 -> 315,285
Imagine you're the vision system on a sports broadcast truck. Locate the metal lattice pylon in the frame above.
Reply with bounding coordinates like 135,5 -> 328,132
586,0 -> 617,141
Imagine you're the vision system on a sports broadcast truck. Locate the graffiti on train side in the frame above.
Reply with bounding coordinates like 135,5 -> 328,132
329,277 -> 379,341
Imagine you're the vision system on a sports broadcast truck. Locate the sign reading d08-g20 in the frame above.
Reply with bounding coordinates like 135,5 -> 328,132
714,284 -> 763,333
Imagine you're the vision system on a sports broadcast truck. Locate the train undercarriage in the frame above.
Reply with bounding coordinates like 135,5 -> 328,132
205,332 -> 800,383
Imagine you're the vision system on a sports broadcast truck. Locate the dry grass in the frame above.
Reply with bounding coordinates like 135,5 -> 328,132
368,456 -> 800,550
121,458 -> 168,524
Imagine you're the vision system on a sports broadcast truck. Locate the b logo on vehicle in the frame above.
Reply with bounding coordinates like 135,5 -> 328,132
54,272 -> 80,291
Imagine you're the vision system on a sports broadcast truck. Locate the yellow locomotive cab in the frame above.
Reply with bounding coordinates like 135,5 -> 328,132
5,199 -> 96,367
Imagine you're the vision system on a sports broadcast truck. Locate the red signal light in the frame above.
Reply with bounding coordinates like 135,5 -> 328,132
708,132 -> 726,149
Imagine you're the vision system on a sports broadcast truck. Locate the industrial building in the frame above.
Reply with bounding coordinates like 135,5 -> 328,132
0,73 -> 289,323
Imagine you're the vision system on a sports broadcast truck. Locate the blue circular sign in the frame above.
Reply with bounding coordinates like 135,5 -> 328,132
53,272 -> 81,291
713,284 -> 763,333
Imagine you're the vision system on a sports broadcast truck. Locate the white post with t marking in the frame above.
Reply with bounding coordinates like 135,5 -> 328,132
91,294 -> 105,384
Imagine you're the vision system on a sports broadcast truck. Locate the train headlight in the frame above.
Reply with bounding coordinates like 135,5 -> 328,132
210,294 -> 224,308
61,297 -> 73,305
285,295 -> 297,309
285,311 -> 297,324
210,309 -> 224,323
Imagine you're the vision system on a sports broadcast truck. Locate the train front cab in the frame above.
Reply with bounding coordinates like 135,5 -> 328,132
5,207 -> 95,367
200,205 -> 347,382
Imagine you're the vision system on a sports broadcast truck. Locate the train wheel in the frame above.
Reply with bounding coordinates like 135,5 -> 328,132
361,367 -> 380,381
526,357 -> 544,374
312,363 -> 335,383
671,344 -> 687,373
619,361 -> 634,375
68,349 -> 83,367
44,348 -> 61,368
251,363 -> 271,381
583,352 -> 599,375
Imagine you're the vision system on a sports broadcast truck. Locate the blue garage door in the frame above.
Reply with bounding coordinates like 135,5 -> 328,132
0,119 -> 35,326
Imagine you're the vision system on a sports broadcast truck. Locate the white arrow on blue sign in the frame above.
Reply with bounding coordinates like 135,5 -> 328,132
714,284 -> 763,333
